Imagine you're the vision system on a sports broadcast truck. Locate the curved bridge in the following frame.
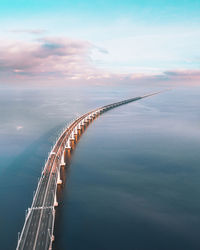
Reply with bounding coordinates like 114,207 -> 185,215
16,92 -> 161,250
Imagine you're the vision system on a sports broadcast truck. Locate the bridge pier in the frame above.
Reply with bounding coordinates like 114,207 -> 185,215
57,167 -> 62,185
60,153 -> 65,167
70,130 -> 75,141
74,127 -> 78,135
77,123 -> 82,130
84,117 -> 88,124
54,193 -> 58,207
81,120 -> 85,127
65,139 -> 71,150
74,127 -> 78,140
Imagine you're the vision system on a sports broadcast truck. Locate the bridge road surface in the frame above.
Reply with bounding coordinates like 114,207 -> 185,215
16,92 -> 163,250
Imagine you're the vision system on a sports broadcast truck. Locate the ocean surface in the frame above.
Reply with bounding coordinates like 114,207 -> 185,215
0,83 -> 200,250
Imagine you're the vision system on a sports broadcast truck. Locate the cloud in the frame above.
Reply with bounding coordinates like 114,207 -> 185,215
0,37 -> 105,80
9,29 -> 47,35
163,70 -> 200,79
0,36 -> 200,85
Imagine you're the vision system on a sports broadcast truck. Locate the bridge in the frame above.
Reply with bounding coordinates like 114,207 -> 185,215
16,92 -> 161,250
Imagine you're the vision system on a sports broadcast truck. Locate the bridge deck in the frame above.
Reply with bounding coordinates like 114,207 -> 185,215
16,94 -> 161,250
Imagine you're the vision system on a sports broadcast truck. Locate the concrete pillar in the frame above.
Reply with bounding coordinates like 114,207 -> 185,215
65,139 -> 71,150
54,193 -> 58,207
60,153 -> 65,167
74,127 -> 78,135
77,123 -> 82,130
70,130 -> 75,141
57,167 -> 62,185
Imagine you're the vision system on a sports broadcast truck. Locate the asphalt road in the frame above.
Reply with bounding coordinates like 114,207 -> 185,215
17,111 -> 92,250
17,94 -> 157,250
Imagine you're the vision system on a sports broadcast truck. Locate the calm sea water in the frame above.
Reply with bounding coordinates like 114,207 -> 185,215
0,84 -> 200,250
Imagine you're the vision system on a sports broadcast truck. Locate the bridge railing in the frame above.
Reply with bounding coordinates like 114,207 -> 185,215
17,92 -> 163,250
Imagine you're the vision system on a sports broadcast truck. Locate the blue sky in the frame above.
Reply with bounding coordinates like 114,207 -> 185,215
0,0 -> 200,82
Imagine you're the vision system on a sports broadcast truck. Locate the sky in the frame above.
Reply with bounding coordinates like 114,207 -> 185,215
0,0 -> 200,84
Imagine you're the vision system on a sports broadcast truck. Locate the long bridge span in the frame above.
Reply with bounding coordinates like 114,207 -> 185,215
16,92 -> 161,250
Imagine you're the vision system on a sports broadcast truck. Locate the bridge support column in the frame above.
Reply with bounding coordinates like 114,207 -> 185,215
70,130 -> 75,141
65,139 -> 71,150
77,123 -> 82,130
81,120 -> 85,127
74,127 -> 78,135
60,153 -> 65,167
84,117 -> 89,123
54,193 -> 58,207
57,167 -> 62,185
74,127 -> 78,140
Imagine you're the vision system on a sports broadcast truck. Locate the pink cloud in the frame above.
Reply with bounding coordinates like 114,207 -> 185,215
0,37 -> 105,80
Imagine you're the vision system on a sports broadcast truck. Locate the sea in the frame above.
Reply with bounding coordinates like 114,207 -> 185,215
0,82 -> 200,250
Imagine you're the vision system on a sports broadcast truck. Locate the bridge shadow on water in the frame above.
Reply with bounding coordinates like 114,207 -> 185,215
4,111 -> 99,250
0,123 -> 68,250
